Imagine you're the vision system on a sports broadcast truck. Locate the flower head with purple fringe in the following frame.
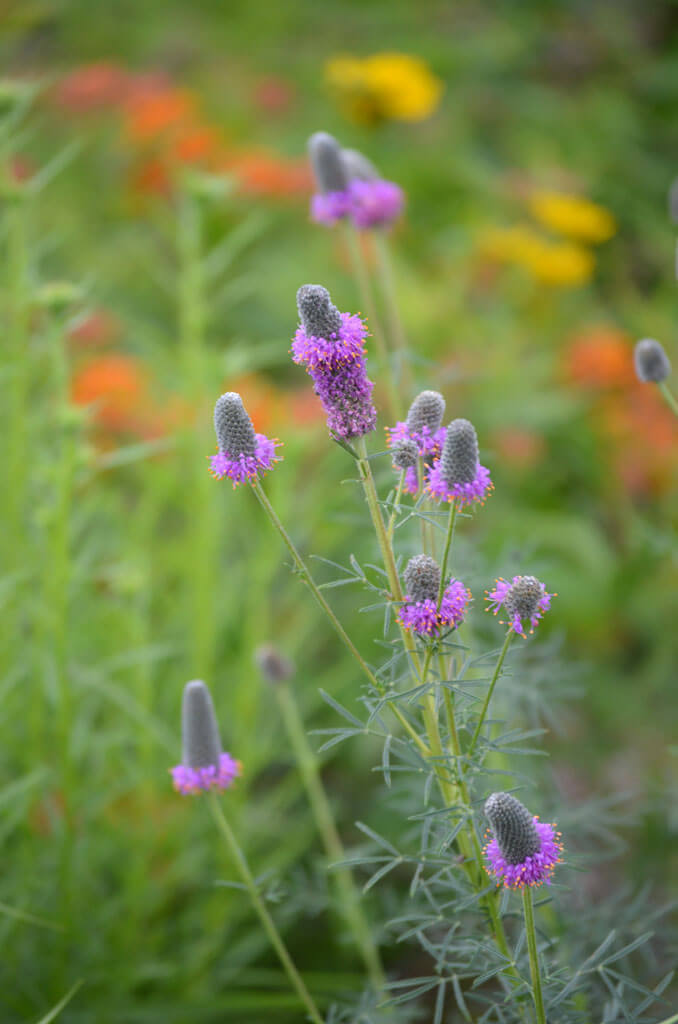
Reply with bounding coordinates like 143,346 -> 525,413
427,418 -> 493,509
386,419 -> 446,495
349,179 -> 404,230
485,575 -> 554,637
171,753 -> 241,795
483,792 -> 562,889
398,578 -> 470,637
293,285 -> 376,440
208,392 -> 281,487
171,680 -> 241,796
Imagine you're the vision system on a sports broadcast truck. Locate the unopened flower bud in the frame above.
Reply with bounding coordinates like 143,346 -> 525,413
341,148 -> 379,182
296,284 -> 343,340
214,392 -> 257,458
403,554 -> 441,604
308,132 -> 349,194
634,338 -> 671,383
255,645 -> 294,684
182,680 -> 222,770
484,792 -> 540,865
406,390 -> 446,436
440,418 -> 478,486
392,438 -> 419,469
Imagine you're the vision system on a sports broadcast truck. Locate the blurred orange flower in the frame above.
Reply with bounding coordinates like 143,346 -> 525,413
51,62 -> 130,113
72,354 -> 148,434
565,324 -> 677,495
566,326 -> 635,390
123,86 -> 197,144
222,150 -> 311,198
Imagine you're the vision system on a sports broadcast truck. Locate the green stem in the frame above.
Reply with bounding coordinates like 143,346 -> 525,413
274,682 -> 385,992
658,380 -> 678,417
208,794 -> 324,1024
342,222 -> 400,421
523,887 -> 547,1024
437,500 -> 457,608
386,469 -> 405,543
251,480 -> 428,756
5,198 -> 31,563
418,654 -> 526,1003
467,630 -> 514,758
372,231 -> 412,398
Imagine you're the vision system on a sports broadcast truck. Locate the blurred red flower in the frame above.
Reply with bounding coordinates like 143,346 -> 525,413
51,62 -> 130,113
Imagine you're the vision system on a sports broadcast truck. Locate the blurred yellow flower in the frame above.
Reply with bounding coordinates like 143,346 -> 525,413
325,53 -> 443,124
528,191 -> 616,244
479,224 -> 595,287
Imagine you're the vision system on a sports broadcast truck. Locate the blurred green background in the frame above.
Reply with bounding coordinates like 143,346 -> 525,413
1,0 -> 676,1020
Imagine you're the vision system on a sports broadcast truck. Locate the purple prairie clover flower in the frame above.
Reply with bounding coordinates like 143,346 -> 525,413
427,418 -> 493,508
171,680 -> 241,795
208,392 -> 281,487
341,146 -> 404,230
485,574 -> 554,637
293,285 -> 377,440
349,178 -> 405,230
308,132 -> 352,227
483,792 -> 563,890
386,390 -> 447,495
397,554 -> 470,637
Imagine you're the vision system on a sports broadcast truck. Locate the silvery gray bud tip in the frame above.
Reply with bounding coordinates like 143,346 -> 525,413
484,792 -> 540,865
182,680 -> 222,770
255,645 -> 294,684
504,576 -> 544,623
440,418 -> 479,486
392,438 -> 419,469
341,147 -> 379,182
214,392 -> 257,458
296,284 -> 343,339
634,338 -> 671,383
403,554 -> 441,604
406,391 -> 446,436
308,132 -> 349,194
669,178 -> 678,225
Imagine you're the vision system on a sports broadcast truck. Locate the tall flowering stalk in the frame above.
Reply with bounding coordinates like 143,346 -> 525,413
170,680 -> 324,1024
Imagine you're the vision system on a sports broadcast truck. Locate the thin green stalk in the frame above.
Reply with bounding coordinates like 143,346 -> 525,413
342,222 -> 400,421
5,197 -> 31,564
208,794 -> 324,1024
386,469 -> 405,543
418,655 -> 526,1005
523,887 -> 547,1024
274,682 -> 385,992
658,380 -> 678,417
467,630 -> 514,758
251,480 -> 428,756
372,230 -> 412,397
437,500 -> 457,608
353,444 -> 525,1006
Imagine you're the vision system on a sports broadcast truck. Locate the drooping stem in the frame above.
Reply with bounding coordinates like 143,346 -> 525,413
658,380 -> 678,417
251,479 -> 428,755
467,629 -> 514,758
523,886 -> 547,1024
208,794 -> 325,1024
274,682 -> 385,992
372,230 -> 412,398
342,222 -> 400,421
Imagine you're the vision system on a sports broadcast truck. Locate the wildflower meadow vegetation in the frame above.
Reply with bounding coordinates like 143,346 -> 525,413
1,3 -> 677,1022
